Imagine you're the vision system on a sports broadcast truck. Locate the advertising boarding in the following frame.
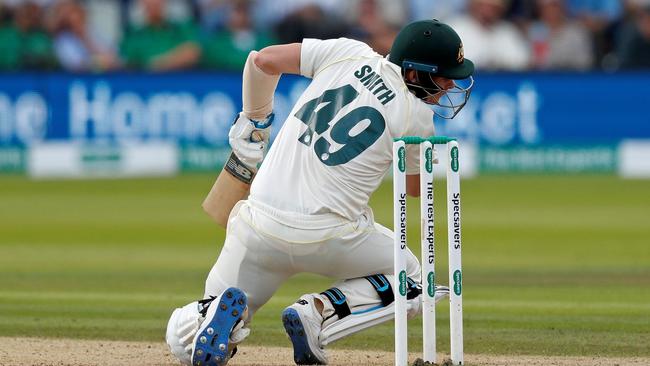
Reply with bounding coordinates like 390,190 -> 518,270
0,72 -> 648,177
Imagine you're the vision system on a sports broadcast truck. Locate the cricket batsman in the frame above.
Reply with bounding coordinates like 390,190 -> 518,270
165,19 -> 474,366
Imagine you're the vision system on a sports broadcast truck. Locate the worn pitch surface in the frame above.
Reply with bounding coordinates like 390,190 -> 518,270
1,338 -> 648,366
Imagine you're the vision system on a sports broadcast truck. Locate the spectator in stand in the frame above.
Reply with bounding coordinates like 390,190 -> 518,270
252,0 -> 348,31
201,0 -> 274,70
4,0 -> 55,6
0,4 -> 20,70
51,0 -> 118,72
567,0 -> 622,66
408,0 -> 467,22
352,0 -> 409,27
567,0 -> 622,26
195,0 -> 232,32
346,0 -> 403,55
120,0 -> 200,71
504,0 -> 537,29
528,0 -> 593,70
13,1 -> 56,69
447,0 -> 530,71
617,1 -> 650,69
274,3 -> 349,44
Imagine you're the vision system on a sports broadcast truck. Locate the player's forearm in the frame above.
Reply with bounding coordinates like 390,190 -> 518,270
242,51 -> 281,120
242,43 -> 302,119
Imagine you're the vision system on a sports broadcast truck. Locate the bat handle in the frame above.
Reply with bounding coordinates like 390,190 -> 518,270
250,130 -> 265,143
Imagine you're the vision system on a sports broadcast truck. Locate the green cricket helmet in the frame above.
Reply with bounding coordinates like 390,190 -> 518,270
389,19 -> 475,119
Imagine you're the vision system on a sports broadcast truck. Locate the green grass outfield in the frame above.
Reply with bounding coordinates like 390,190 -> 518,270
0,174 -> 649,357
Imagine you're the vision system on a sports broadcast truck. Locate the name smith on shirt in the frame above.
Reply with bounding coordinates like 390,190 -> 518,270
354,65 -> 395,106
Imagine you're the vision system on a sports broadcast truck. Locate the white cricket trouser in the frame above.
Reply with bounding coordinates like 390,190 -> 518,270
204,199 -> 421,317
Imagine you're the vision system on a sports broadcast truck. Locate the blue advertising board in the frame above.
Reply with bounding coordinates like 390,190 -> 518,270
435,72 -> 650,146
0,71 -> 649,173
0,72 -> 309,147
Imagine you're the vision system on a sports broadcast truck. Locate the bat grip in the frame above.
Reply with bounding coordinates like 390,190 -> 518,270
250,130 -> 265,143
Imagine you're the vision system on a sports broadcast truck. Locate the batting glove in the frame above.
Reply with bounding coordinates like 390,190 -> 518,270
228,113 -> 274,168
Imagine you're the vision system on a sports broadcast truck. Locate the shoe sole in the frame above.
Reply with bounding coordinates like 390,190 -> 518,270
192,287 -> 247,366
282,308 -> 324,365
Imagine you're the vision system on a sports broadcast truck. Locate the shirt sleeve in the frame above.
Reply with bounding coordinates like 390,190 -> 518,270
300,38 -> 377,78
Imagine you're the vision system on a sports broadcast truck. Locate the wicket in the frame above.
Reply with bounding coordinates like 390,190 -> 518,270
393,136 -> 463,366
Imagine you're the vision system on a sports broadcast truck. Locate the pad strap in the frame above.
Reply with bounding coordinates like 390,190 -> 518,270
365,275 -> 421,306
406,277 -> 422,300
365,274 -> 394,307
198,296 -> 216,317
320,287 -> 351,319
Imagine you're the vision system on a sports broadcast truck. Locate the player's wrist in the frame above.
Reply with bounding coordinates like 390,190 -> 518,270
246,112 -> 274,143
243,50 -> 281,119
224,152 -> 256,184
248,112 -> 274,130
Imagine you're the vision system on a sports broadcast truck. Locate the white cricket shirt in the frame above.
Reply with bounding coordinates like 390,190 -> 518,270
250,38 -> 434,221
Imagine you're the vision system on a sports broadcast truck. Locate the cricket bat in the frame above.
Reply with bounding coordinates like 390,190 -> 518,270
202,131 -> 264,228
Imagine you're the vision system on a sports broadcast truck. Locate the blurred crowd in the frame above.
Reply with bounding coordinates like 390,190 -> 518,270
0,0 -> 649,73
